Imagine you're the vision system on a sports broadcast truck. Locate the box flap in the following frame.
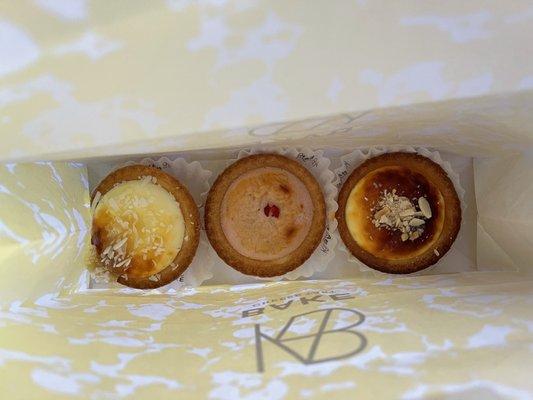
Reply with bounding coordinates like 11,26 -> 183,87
0,271 -> 532,398
2,2 -> 533,162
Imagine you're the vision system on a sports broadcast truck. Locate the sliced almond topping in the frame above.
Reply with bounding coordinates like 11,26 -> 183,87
379,215 -> 390,225
399,199 -> 412,210
113,237 -> 128,250
102,245 -> 112,257
372,190 -> 432,240
374,208 -> 388,221
418,197 -> 432,219
399,209 -> 414,218
409,218 -> 425,227
115,258 -> 129,268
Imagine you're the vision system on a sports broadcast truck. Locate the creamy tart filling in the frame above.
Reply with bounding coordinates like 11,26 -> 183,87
345,166 -> 445,260
92,177 -> 185,278
220,167 -> 314,261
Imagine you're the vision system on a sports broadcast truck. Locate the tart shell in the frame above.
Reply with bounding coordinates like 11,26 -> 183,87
336,152 -> 461,274
205,154 -> 326,277
91,165 -> 200,289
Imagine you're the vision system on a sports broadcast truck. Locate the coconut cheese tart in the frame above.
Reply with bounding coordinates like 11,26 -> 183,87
91,165 -> 200,289
205,154 -> 326,277
336,152 -> 461,274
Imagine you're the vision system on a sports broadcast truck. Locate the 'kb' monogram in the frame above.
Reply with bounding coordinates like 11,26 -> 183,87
254,307 -> 366,372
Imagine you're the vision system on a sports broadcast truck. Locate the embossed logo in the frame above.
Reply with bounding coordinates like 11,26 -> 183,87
254,307 -> 367,372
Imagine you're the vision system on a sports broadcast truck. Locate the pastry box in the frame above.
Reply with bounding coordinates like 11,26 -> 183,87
1,2 -> 532,399
2,96 -> 532,398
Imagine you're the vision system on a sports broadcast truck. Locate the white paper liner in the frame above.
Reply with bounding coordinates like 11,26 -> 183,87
333,146 -> 466,276
88,156 -> 214,290
207,146 -> 338,281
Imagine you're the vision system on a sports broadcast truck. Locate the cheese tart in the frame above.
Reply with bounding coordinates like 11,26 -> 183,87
205,154 -> 326,277
91,165 -> 200,288
336,152 -> 461,274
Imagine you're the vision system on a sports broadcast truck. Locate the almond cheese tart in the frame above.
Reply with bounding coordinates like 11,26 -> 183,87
91,165 -> 200,289
336,152 -> 461,274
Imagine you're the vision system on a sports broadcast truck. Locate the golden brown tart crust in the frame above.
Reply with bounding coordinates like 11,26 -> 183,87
205,154 -> 326,277
91,165 -> 200,289
336,152 -> 461,274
